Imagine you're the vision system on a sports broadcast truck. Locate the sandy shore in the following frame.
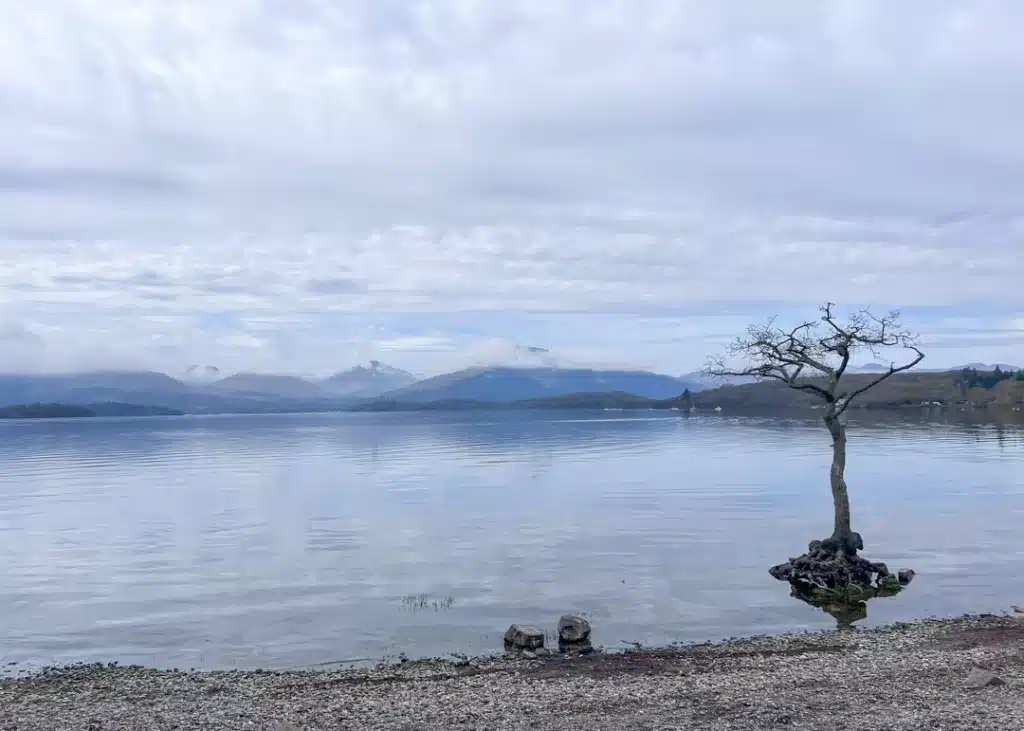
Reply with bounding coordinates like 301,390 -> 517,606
3,614 -> 1024,730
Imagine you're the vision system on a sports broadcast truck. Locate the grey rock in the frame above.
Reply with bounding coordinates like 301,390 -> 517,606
558,614 -> 592,644
504,624 -> 544,650
897,569 -> 916,586
535,648 -> 553,657
522,651 -> 538,660
965,667 -> 1005,689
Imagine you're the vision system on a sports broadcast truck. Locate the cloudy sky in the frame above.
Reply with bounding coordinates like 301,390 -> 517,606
1,0 -> 1022,377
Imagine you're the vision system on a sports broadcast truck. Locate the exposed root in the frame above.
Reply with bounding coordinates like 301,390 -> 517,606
769,536 -> 914,596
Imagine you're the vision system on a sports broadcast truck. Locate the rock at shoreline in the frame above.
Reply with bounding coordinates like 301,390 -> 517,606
897,568 -> 916,586
557,615 -> 592,644
504,624 -> 544,650
965,667 -> 1005,689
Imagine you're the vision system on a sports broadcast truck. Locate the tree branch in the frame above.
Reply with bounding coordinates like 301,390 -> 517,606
704,360 -> 835,402
835,346 -> 925,415
705,303 -> 926,414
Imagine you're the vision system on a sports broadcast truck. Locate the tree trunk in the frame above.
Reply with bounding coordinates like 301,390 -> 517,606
824,410 -> 855,554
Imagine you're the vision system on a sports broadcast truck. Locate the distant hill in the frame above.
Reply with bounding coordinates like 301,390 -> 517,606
0,401 -> 184,419
953,362 -> 1021,372
848,363 -> 892,373
848,362 -> 1021,374
679,370 -> 757,387
207,373 -> 329,399
0,403 -> 96,419
673,367 -> 1024,412
350,367 -> 1024,414
85,402 -> 185,417
0,371 -> 188,407
378,366 -> 694,403
185,364 -> 221,382
320,361 -> 417,398
0,371 -> 348,414
8,363 -> 1016,417
351,391 -> 661,412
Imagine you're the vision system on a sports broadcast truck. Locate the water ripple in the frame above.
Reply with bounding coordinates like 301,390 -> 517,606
0,410 -> 1021,670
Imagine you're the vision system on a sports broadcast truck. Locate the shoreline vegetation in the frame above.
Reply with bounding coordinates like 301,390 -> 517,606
3,613 -> 1024,730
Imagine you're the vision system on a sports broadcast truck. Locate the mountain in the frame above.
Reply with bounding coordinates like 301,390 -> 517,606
0,370 -> 345,414
0,370 -> 189,407
377,366 -> 693,404
207,373 -> 328,399
680,369 -> 757,387
848,363 -> 892,373
185,364 -> 221,382
320,361 -> 417,398
953,362 -> 1021,372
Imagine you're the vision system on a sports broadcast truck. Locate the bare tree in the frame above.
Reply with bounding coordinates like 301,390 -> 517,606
704,303 -> 924,556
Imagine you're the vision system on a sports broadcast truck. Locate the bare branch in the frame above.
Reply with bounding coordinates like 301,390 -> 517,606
835,345 -> 925,415
704,303 -> 925,410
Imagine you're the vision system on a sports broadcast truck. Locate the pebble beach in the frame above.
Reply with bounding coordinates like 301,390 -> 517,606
3,614 -> 1024,730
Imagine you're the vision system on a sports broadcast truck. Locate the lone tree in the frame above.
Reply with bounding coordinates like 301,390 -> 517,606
704,303 -> 924,591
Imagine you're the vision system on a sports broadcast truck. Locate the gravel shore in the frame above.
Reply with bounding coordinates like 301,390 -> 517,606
3,614 -> 1023,730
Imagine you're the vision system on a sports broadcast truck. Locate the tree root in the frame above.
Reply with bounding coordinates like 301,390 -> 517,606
769,536 -> 914,595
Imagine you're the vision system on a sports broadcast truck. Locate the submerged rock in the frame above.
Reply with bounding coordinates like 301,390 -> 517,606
504,624 -> 544,650
557,615 -> 592,644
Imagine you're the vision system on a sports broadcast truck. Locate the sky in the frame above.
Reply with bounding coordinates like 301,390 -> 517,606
1,0 -> 1022,378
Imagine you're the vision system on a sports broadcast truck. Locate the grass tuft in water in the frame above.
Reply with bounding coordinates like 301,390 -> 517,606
400,594 -> 456,612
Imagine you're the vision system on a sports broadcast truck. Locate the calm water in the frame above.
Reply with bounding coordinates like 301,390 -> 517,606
0,410 -> 1022,671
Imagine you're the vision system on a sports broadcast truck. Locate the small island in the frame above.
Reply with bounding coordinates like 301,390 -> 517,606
0,402 -> 185,419
0,403 -> 96,419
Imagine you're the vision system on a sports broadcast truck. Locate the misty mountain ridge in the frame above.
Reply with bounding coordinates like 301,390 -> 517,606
185,364 -> 221,381
376,366 -> 694,404
0,358 -> 1018,415
206,373 -> 330,399
0,362 -> 695,413
321,360 -> 417,398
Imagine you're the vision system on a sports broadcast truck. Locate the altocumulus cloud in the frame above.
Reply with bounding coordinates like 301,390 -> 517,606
0,0 -> 1023,375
